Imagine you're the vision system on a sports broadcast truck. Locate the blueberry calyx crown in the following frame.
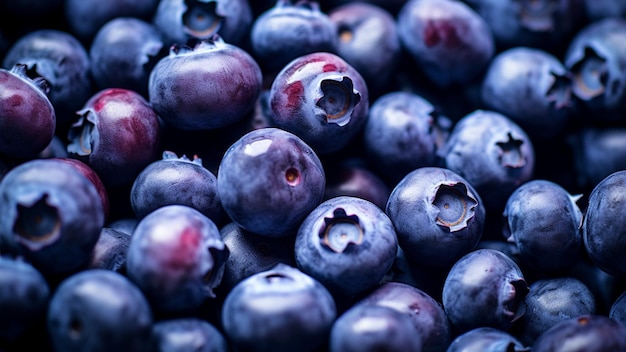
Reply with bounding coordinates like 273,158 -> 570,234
496,132 -> 526,169
67,109 -> 97,157
170,34 -> 225,56
433,182 -> 478,232
516,0 -> 557,32
502,278 -> 529,323
10,63 -> 51,96
570,46 -> 607,101
13,194 -> 61,250
316,77 -> 360,127
319,207 -> 363,253
276,0 -> 321,13
546,71 -> 573,109
162,150 -> 203,166
182,0 -> 225,41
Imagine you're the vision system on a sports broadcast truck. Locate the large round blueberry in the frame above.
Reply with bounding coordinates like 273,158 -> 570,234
126,204 -> 228,313
294,196 -> 398,299
442,248 -> 529,333
0,158 -> 104,275
47,269 -> 153,352
532,315 -> 626,352
221,263 -> 336,352
386,166 -> 486,270
150,317 -> 228,352
217,127 -> 326,237
446,327 -> 527,352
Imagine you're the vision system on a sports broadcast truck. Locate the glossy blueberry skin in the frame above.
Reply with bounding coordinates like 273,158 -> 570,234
217,127 -> 326,237
268,52 -> 369,155
89,17 -> 165,97
0,159 -> 104,275
328,2 -> 401,95
386,166 -> 486,270
148,36 -> 263,130
532,315 -> 626,352
329,304 -> 422,352
464,0 -> 586,52
583,170 -> 626,276
218,222 -> 296,294
397,0 -> 495,88
439,109 -> 535,213
0,256 -> 49,341
355,281 -> 452,352
47,269 -> 153,352
152,0 -> 253,47
126,204 -> 228,313
87,227 -> 131,274
250,0 -> 338,72
221,263 -> 337,352
571,127 -> 626,190
323,161 -> 390,210
294,196 -> 398,299
503,179 -> 583,273
0,64 -> 55,158
516,277 -> 596,346
67,88 -> 162,187
564,18 -> 626,121
446,327 -> 528,352
363,91 -> 451,184
64,0 -> 159,43
131,151 -> 222,224
150,318 -> 228,352
2,29 -> 91,126
442,248 -> 529,334
481,47 -> 575,139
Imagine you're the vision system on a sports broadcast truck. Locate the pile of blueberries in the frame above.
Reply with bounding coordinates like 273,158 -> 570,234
3,0 -> 626,350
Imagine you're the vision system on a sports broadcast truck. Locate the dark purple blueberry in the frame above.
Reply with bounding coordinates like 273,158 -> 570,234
0,63 -> 55,158
152,0 -> 253,47
67,88 -> 162,187
130,151 -> 222,224
609,290 -> 626,326
481,46 -> 576,139
328,2 -> 401,96
397,0 -> 495,88
564,17 -> 626,121
126,204 -> 227,314
464,0 -> 586,53
439,109 -> 535,213
250,0 -> 338,72
447,327 -> 528,352
583,170 -> 626,276
89,17 -> 165,97
218,222 -> 296,294
386,166 -> 486,270
294,196 -> 398,299
363,91 -> 451,184
355,281 -> 452,352
323,160 -> 390,210
0,256 -> 49,342
87,227 -> 131,274
47,269 -> 153,352
221,263 -> 336,352
329,304 -> 422,352
442,248 -> 529,333
150,318 -> 228,352
148,36 -> 263,130
107,217 -> 139,236
217,127 -> 326,237
571,127 -> 626,190
268,51 -> 369,155
64,0 -> 160,43
2,29 -> 92,127
532,315 -> 626,352
503,179 -> 583,273
0,159 -> 104,275
516,277 -> 596,346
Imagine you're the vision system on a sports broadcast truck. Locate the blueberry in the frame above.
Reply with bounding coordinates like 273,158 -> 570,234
0,158 -> 104,275
570,127 -> 626,191
515,277 -> 596,346
294,195 -> 398,300
609,290 -> 626,326
47,269 -> 153,352
148,36 -> 263,130
329,304 -> 422,352
86,227 -> 131,274
583,170 -> 626,276
268,51 -> 369,155
126,204 -> 227,314
130,151 -> 222,224
532,315 -> 626,352
386,166 -> 486,270
221,263 -> 336,352
442,248 -> 529,333
397,0 -> 495,88
584,0 -> 626,21
503,179 -> 583,273
323,160 -> 390,210
446,327 -> 528,352
150,317 -> 228,352
217,127 -> 326,237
